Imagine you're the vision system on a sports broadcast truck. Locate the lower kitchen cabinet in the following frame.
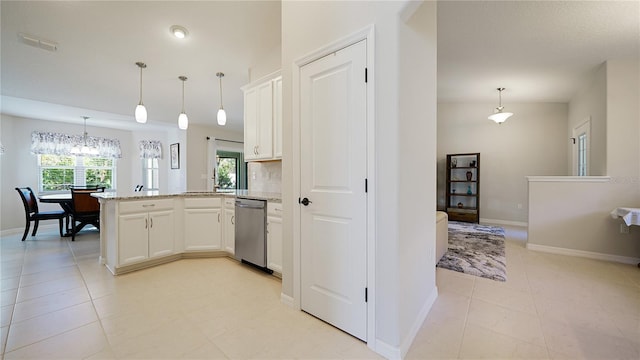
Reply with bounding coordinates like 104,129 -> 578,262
184,198 -> 222,251
117,200 -> 175,266
223,198 -> 235,255
267,202 -> 282,273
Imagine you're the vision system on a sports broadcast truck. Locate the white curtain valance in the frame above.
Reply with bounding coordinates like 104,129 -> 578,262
30,131 -> 122,158
139,140 -> 162,159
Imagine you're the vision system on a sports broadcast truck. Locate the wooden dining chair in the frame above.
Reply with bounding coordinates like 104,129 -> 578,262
15,187 -> 66,241
69,187 -> 105,241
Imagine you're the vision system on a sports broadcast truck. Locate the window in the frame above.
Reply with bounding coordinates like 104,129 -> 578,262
39,154 -> 115,191
142,158 -> 159,190
216,150 -> 247,190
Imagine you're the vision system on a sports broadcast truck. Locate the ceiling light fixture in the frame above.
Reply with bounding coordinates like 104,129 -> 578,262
135,62 -> 148,124
71,116 -> 99,156
170,25 -> 189,39
488,87 -> 513,124
216,72 -> 227,126
178,76 -> 189,130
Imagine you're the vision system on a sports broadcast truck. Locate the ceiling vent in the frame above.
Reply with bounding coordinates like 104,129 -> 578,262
18,33 -> 58,52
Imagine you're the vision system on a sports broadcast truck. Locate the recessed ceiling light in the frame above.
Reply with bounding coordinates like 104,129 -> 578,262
170,25 -> 188,39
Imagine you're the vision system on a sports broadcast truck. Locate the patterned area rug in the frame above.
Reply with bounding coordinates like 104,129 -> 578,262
437,221 -> 507,281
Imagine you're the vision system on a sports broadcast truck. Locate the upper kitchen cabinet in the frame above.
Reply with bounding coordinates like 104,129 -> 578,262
242,71 -> 282,161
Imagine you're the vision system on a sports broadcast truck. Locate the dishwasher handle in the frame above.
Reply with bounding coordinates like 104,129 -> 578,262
235,202 -> 265,210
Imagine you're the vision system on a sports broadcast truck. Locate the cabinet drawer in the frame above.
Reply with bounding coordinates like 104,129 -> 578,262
119,199 -> 174,214
184,197 -> 222,209
267,202 -> 282,216
447,211 -> 478,223
224,197 -> 235,208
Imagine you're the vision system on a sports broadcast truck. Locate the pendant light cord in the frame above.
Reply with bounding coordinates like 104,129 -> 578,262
139,67 -> 143,104
219,75 -> 224,110
182,79 -> 186,112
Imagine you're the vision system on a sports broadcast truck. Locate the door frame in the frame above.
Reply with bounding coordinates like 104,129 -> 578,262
572,117 -> 591,176
292,25 -> 376,346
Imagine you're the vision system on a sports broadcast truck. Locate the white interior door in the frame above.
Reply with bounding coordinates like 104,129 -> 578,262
299,40 -> 368,341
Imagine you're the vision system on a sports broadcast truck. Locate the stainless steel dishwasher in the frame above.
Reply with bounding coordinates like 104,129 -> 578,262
234,197 -> 272,273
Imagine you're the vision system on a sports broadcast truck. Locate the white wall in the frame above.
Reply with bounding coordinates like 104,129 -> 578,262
568,63 -> 607,175
528,58 -> 640,260
282,1 -> 437,357
0,114 -> 135,231
397,2 -> 439,354
438,102 -> 568,224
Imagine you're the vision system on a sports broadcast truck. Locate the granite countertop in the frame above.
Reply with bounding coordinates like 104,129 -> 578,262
93,190 -> 281,202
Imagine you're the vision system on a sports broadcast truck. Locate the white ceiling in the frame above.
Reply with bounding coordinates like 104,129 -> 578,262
1,1 -> 281,132
438,0 -> 639,103
1,1 -> 638,132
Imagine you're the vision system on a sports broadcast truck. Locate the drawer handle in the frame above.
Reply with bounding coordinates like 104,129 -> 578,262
142,204 -> 156,208
274,207 -> 282,212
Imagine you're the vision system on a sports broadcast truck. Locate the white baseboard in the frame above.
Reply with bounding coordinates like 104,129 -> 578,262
374,338 -> 402,360
526,243 -> 640,265
280,293 -> 294,308
480,218 -> 528,227
373,286 -> 439,360
399,287 -> 438,358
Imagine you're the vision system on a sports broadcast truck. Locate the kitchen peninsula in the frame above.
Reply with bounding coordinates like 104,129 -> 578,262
93,191 -> 281,275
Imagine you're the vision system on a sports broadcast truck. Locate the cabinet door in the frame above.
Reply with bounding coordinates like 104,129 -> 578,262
256,81 -> 273,159
267,214 -> 282,273
244,88 -> 258,160
223,208 -> 235,254
273,76 -> 283,159
148,210 -> 174,258
184,208 -> 222,251
118,213 -> 149,265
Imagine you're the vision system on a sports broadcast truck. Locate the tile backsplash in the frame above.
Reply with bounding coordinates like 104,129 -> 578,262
248,161 -> 282,193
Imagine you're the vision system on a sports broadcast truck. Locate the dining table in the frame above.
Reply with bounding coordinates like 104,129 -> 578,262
39,192 -> 100,237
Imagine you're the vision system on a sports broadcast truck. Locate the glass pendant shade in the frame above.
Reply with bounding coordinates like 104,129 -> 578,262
488,109 -> 513,124
178,112 -> 189,130
217,108 -> 227,126
135,103 -> 147,123
488,87 -> 513,124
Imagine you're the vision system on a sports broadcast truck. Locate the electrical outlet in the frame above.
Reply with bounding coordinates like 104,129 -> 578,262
620,223 -> 630,234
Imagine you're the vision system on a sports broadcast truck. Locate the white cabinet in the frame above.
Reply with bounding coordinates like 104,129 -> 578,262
267,202 -> 283,274
117,199 -> 175,266
223,197 -> 235,255
184,198 -> 222,251
273,76 -> 282,159
242,71 -> 282,161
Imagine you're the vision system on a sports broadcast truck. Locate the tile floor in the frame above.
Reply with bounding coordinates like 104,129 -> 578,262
1,226 -> 639,359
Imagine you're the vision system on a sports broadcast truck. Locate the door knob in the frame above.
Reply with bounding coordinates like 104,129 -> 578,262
300,197 -> 312,206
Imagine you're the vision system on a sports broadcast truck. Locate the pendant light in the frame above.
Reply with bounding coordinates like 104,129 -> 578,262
178,76 -> 189,130
488,87 -> 513,124
216,72 -> 227,126
135,62 -> 148,123
71,116 -> 99,156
